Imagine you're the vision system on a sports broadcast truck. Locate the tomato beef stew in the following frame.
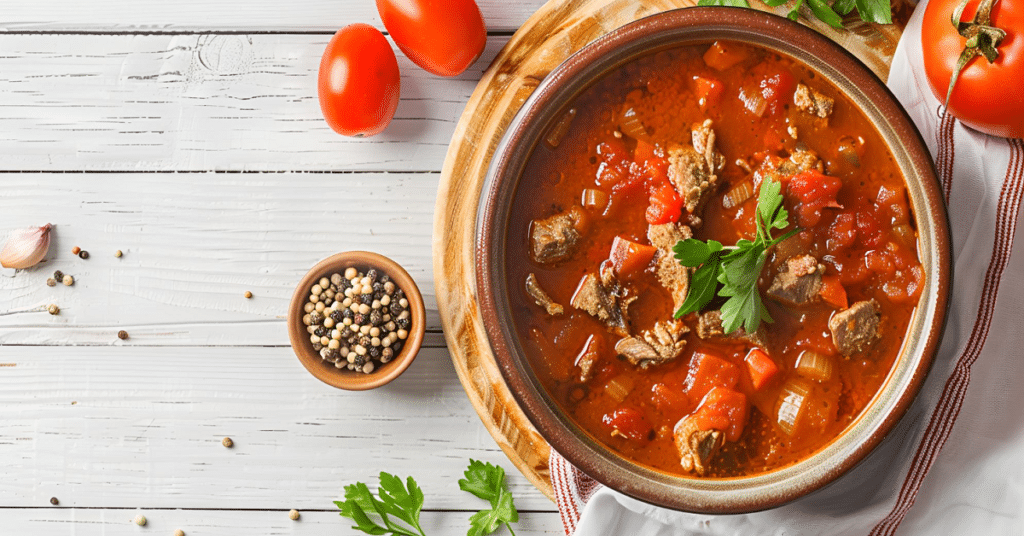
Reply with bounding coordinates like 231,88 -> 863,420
506,41 -> 923,478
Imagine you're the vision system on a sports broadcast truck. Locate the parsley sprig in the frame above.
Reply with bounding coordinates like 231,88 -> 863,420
336,460 -> 519,536
673,176 -> 798,334
697,0 -> 892,29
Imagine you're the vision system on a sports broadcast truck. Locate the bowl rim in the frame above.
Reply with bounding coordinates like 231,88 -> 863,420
287,251 -> 426,391
475,7 -> 952,513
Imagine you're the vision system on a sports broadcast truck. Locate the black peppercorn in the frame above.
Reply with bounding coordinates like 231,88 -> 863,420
53,270 -> 64,281
396,317 -> 411,330
393,341 -> 403,353
361,291 -> 374,303
380,274 -> 390,284
50,497 -> 59,506
351,294 -> 362,305
324,348 -> 339,361
372,281 -> 383,294
78,250 -> 90,259
329,310 -> 344,323
366,268 -> 378,284
312,342 -> 323,351
369,310 -> 383,327
342,308 -> 355,320
389,302 -> 403,316
369,346 -> 381,358
313,326 -> 327,337
357,335 -> 371,348
308,312 -> 324,325
395,289 -> 405,300
353,354 -> 367,366
353,313 -> 366,326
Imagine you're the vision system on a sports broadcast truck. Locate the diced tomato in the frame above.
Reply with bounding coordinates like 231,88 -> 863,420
602,407 -> 651,441
684,351 -> 740,402
744,348 -> 779,391
633,139 -> 657,164
856,211 -> 884,247
693,75 -> 724,113
596,138 -> 628,164
865,249 -> 895,274
819,275 -> 848,309
787,170 -> 843,227
703,41 -> 748,71
692,387 -> 749,442
826,213 -> 857,253
651,383 -> 690,420
645,179 -> 684,224
759,70 -> 796,116
838,252 -> 871,285
609,236 -> 657,277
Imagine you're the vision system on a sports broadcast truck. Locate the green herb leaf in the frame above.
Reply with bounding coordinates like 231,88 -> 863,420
675,257 -> 722,317
763,0 -> 791,6
337,476 -> 427,536
787,0 -> 804,21
807,0 -> 845,28
697,0 -> 752,6
673,238 -> 723,267
832,0 -> 857,15
459,460 -> 519,536
854,0 -> 893,24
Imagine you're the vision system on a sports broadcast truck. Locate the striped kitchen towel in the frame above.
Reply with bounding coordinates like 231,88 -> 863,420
551,1 -> 1024,534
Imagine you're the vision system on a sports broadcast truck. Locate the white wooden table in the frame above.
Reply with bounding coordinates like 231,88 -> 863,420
0,2 -> 563,534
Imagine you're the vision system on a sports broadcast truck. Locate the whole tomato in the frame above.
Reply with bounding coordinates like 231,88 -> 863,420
922,0 -> 1024,138
376,0 -> 487,77
318,24 -> 400,137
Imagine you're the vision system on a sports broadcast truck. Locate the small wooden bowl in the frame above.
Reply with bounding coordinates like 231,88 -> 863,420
288,251 -> 425,390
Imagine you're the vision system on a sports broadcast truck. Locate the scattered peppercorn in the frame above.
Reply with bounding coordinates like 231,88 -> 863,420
175,530 -> 185,536
134,514 -> 147,526
53,270 -> 63,281
78,250 -> 89,259
222,437 -> 233,448
47,304 -> 60,315
289,509 -> 300,521
46,278 -> 56,287
49,497 -> 59,505
301,267 -> 412,374
62,274 -> 74,286
115,250 -> 123,258
71,246 -> 81,255
244,290 -> 253,299
118,330 -> 129,340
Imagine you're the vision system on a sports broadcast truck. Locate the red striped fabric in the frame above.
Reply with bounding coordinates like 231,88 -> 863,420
870,137 -> 1024,535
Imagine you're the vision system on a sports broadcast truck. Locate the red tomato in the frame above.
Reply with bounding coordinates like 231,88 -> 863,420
787,170 -> 843,227
759,70 -> 796,116
602,407 -> 652,441
684,351 -> 740,402
693,75 -> 725,113
645,179 -> 684,224
922,0 -> 1024,138
692,387 -> 749,442
377,0 -> 486,77
318,24 -> 400,137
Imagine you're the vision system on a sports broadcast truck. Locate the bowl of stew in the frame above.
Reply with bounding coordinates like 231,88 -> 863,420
476,7 -> 951,513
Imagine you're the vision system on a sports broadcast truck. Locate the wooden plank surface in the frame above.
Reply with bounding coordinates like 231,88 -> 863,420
0,34 -> 508,172
4,0 -> 548,32
3,508 -> 563,535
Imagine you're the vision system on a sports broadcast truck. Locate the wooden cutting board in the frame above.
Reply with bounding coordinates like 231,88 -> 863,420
433,0 -> 907,501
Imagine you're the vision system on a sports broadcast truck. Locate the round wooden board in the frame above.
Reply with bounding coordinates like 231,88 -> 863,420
433,0 -> 906,501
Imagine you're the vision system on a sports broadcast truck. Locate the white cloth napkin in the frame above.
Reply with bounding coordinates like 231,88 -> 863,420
551,3 -> 1024,534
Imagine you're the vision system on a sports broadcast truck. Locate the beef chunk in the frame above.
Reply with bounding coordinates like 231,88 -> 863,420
530,206 -> 586,264
767,255 -> 825,306
829,300 -> 881,356
777,147 -> 825,176
575,335 -> 602,383
667,120 -> 725,221
673,415 -> 723,476
525,273 -> 563,316
794,83 -> 835,120
647,223 -> 693,310
692,119 -> 726,173
695,309 -> 766,347
570,264 -> 635,336
614,320 -> 689,369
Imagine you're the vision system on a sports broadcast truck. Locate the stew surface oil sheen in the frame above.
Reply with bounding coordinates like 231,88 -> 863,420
506,42 -> 923,478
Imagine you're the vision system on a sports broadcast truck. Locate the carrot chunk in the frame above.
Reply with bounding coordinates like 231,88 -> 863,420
744,347 -> 779,391
692,386 -> 749,442
609,236 -> 657,277
819,275 -> 849,309
684,351 -> 740,402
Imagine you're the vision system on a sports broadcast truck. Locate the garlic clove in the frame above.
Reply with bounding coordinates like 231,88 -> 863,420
0,224 -> 53,269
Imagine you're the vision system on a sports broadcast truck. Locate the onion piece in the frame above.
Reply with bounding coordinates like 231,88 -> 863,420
739,85 -> 767,117
619,107 -> 648,140
605,374 -> 635,403
795,351 -> 834,382
581,188 -> 609,212
775,378 -> 812,436
723,180 -> 754,209
545,108 -> 577,148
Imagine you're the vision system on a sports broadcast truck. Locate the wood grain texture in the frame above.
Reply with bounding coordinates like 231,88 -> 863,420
434,0 -> 904,501
0,174 -> 439,346
0,345 -> 554,511
3,0 -> 548,32
2,508 -> 563,535
0,34 -> 507,172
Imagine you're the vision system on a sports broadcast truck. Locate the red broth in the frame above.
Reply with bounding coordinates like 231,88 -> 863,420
505,42 -> 922,477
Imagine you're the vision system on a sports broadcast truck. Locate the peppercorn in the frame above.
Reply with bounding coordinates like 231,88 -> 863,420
381,347 -> 394,363
134,514 -> 147,526
353,313 -> 366,326
222,437 -> 233,448
46,277 -> 56,287
312,342 -> 323,351
244,291 -> 253,299
366,268 -> 378,283
369,346 -> 381,359
369,310 -> 383,327
49,497 -> 58,505
313,326 -> 327,338
396,317 -> 411,330
117,330 -> 129,340
78,250 -> 89,259
175,530 -> 186,536
53,270 -> 63,281
342,308 -> 355,320
47,304 -> 59,315
115,250 -> 123,258
380,274 -> 390,284
358,335 -> 371,348
71,246 -> 81,255
308,311 -> 324,325
62,274 -> 74,286
289,509 -> 300,521
329,310 -> 344,323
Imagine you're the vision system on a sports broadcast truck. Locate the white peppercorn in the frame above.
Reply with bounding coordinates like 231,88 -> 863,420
319,277 -> 329,288
362,362 -> 375,374
289,509 -> 300,521
304,302 -> 315,313
62,274 -> 74,286
134,514 -> 147,526
344,267 -> 357,279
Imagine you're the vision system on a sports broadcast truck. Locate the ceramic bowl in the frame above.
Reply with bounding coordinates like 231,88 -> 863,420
288,251 -> 425,390
475,7 -> 951,513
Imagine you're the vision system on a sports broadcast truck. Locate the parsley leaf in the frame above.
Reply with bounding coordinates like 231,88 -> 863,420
336,474 -> 427,536
832,0 -> 857,15
697,0 -> 752,6
806,0 -> 845,28
459,460 -> 519,536
673,176 -> 799,334
853,0 -> 893,24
